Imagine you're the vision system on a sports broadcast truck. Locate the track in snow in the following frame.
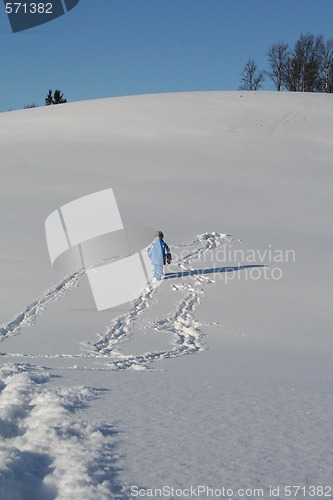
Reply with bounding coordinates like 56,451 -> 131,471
0,363 -> 124,499
0,270 -> 85,340
0,233 -> 233,371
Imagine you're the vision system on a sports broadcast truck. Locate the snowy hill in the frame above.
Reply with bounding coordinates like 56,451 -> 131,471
0,91 -> 332,498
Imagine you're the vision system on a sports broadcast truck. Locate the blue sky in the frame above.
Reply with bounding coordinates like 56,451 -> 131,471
1,0 -> 333,112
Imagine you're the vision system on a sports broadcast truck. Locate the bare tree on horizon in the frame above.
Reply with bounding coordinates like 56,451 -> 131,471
239,59 -> 265,91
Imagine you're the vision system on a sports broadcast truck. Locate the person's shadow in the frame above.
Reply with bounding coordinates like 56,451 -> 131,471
164,265 -> 266,279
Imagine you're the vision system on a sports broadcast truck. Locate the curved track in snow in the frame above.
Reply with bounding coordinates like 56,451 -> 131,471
0,233 -> 232,371
0,270 -> 85,340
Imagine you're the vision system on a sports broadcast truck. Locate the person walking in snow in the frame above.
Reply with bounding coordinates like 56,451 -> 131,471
148,231 -> 171,281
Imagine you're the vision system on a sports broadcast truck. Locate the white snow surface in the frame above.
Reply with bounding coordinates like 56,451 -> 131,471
0,91 -> 332,499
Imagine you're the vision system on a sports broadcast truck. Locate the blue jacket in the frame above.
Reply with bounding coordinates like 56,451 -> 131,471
148,238 -> 170,266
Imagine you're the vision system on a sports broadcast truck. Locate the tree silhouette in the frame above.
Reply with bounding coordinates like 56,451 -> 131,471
53,89 -> 67,104
24,103 -> 38,109
45,89 -> 67,105
266,42 -> 289,91
45,89 -> 53,106
239,59 -> 265,91
322,39 -> 333,93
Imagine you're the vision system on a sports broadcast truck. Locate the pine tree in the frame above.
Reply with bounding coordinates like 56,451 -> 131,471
45,89 -> 53,106
53,89 -> 67,104
45,89 -> 67,105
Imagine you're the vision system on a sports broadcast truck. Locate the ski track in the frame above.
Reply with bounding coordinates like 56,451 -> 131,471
264,107 -> 302,142
0,233 -> 231,371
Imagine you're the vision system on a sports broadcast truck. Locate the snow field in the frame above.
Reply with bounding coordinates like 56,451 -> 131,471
0,91 -> 332,497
